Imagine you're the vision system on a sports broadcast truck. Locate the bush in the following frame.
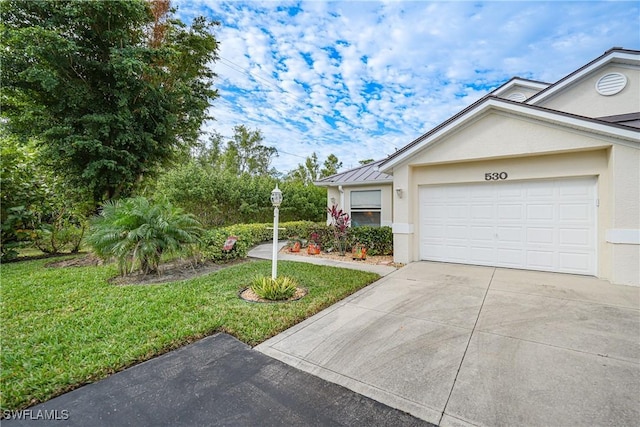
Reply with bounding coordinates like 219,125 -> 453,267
200,221 -> 321,263
349,226 -> 393,256
86,197 -> 203,275
250,275 -> 298,301
198,222 -> 393,262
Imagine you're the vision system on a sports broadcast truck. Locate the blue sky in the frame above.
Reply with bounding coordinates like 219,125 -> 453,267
174,1 -> 639,173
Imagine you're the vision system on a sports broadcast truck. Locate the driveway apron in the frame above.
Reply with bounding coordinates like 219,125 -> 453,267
256,261 -> 640,427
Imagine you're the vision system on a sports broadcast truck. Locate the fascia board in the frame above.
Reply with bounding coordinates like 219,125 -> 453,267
492,79 -> 549,96
380,98 -> 639,173
314,179 -> 393,187
526,51 -> 639,105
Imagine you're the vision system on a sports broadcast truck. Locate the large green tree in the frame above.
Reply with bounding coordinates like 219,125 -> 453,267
286,152 -> 342,184
194,125 -> 278,176
1,0 -> 219,205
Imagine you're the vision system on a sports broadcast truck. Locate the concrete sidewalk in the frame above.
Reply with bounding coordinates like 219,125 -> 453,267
248,241 -> 397,277
257,261 -> 640,426
4,334 -> 431,427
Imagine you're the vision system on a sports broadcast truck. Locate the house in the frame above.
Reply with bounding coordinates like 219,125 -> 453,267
315,159 -> 394,227
317,47 -> 640,286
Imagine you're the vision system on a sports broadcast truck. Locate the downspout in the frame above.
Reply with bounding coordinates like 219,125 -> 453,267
338,185 -> 345,210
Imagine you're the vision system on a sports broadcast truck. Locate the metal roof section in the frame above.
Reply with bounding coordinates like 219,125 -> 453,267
597,112 -> 640,128
526,48 -> 640,105
314,159 -> 393,187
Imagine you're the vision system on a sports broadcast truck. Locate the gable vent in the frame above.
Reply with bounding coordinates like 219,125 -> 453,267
506,92 -> 526,102
595,73 -> 627,96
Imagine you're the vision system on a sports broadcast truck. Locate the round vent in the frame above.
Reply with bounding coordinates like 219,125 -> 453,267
595,73 -> 627,96
506,92 -> 526,102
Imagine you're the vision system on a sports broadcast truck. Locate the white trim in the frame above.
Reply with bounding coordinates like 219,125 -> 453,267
314,179 -> 393,187
527,51 -> 639,104
606,229 -> 640,244
392,223 -> 414,234
491,78 -> 549,97
380,98 -> 640,173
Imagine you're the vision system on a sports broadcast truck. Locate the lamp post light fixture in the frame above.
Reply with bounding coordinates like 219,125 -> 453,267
270,184 -> 283,280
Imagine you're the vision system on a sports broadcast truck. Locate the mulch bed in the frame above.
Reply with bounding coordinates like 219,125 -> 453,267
239,286 -> 308,303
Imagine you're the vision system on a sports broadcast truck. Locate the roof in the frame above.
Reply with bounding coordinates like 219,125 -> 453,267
379,95 -> 640,173
379,47 -> 640,173
314,159 -> 393,187
526,47 -> 639,105
489,77 -> 550,98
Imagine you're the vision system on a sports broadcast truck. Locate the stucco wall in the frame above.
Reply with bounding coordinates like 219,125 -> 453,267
499,86 -> 542,100
325,184 -> 393,227
408,111 -> 614,166
608,144 -> 640,285
536,64 -> 640,118
390,112 -> 639,285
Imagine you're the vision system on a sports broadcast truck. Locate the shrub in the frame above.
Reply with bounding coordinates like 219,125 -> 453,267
86,197 -> 203,275
349,226 -> 393,256
327,205 -> 350,255
250,275 -> 298,300
200,221 -> 321,263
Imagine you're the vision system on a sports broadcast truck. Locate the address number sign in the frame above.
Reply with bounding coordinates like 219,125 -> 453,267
484,172 -> 508,181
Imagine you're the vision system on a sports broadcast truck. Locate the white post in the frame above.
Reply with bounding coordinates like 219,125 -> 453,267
271,205 -> 279,280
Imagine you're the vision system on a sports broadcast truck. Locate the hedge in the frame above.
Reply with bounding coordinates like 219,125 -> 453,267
199,222 -> 393,262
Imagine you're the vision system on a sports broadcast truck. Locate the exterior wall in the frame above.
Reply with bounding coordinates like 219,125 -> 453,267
536,64 -> 640,117
325,184 -> 393,227
499,86 -> 541,100
608,144 -> 640,285
391,112 -> 639,285
409,111 -> 614,166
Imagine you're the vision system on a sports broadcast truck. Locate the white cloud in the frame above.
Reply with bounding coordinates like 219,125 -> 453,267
175,0 -> 639,173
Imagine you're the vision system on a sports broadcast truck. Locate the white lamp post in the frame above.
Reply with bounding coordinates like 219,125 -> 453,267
270,184 -> 283,280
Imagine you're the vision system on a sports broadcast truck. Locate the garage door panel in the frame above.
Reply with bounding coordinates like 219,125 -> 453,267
559,204 -> 590,221
471,226 -> 494,240
470,246 -> 495,263
422,204 -> 447,220
472,205 -> 494,219
447,205 -> 469,219
527,250 -> 556,269
527,204 -> 555,221
496,227 -> 522,242
420,177 -> 596,275
446,225 -> 469,239
498,204 -> 523,220
527,227 -> 555,244
559,253 -> 591,272
497,248 -> 525,266
559,229 -> 590,246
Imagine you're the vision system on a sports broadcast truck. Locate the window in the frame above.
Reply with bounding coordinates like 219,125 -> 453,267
351,190 -> 381,227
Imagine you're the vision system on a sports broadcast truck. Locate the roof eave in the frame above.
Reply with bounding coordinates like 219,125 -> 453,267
380,97 -> 639,173
314,178 -> 394,187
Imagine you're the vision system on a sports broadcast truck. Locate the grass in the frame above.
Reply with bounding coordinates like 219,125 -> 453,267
0,257 -> 379,411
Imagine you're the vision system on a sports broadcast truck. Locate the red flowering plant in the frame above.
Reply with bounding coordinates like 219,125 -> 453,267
327,205 -> 350,255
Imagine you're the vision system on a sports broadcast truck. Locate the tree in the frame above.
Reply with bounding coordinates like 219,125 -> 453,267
222,125 -> 277,176
286,152 -> 341,184
359,159 -> 375,165
1,129 -> 91,260
1,0 -> 219,206
321,154 -> 342,178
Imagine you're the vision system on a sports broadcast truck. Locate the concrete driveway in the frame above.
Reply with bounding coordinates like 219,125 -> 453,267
256,262 -> 640,426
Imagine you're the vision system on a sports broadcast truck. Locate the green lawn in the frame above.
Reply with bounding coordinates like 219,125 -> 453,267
0,257 -> 379,411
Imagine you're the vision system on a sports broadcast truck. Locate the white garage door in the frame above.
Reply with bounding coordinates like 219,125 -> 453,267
419,177 -> 597,275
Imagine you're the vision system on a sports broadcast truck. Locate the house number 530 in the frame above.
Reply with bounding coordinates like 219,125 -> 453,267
485,172 -> 508,180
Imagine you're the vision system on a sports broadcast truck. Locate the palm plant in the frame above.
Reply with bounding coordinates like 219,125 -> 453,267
86,197 -> 203,275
